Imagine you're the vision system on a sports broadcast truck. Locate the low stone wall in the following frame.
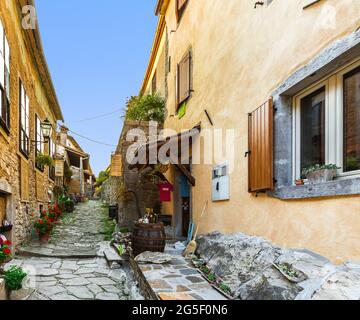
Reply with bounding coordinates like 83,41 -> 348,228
129,257 -> 158,300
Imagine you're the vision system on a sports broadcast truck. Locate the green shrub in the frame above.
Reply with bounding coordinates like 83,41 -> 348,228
125,93 -> 166,123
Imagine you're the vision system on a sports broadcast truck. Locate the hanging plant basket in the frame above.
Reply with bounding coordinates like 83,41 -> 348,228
35,153 -> 54,168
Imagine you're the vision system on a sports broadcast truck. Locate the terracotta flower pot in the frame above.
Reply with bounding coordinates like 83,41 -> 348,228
39,232 -> 50,243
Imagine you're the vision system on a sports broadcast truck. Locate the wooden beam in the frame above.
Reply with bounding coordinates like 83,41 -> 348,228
174,163 -> 195,187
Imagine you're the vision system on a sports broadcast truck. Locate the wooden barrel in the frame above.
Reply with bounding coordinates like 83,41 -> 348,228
132,222 -> 166,257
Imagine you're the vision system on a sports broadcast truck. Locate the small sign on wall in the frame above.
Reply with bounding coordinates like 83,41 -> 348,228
212,163 -> 230,201
55,159 -> 64,177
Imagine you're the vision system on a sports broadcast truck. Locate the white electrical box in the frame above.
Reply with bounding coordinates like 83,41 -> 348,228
212,163 -> 229,201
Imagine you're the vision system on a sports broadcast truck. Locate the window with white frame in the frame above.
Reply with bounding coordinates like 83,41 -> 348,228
0,20 -> 10,131
293,59 -> 360,181
19,81 -> 30,156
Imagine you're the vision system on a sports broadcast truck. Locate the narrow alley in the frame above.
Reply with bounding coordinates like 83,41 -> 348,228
5,201 -> 142,300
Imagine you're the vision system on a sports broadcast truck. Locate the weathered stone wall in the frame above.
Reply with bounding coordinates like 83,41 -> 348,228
114,121 -> 162,229
0,0 -> 59,250
197,232 -> 360,300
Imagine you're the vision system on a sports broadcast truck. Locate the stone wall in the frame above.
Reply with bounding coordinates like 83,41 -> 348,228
113,121 -> 162,229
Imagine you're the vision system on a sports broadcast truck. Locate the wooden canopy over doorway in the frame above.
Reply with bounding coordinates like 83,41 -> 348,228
128,125 -> 201,187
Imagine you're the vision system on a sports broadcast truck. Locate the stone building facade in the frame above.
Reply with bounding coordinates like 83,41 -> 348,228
0,0 -> 64,250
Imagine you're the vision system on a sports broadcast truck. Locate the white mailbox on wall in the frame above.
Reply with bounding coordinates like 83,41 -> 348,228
212,163 -> 229,201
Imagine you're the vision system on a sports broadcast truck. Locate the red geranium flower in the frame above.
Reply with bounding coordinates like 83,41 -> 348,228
4,240 -> 11,245
3,248 -> 10,255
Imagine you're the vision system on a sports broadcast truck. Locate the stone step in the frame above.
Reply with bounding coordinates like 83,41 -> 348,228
103,247 -> 123,268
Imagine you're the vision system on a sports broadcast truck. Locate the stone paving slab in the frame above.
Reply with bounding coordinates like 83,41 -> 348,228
136,244 -> 227,301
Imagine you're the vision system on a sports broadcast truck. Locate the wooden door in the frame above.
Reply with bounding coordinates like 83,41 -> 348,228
0,196 -> 6,226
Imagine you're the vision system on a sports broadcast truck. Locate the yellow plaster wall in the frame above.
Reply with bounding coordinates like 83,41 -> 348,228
143,0 -> 360,263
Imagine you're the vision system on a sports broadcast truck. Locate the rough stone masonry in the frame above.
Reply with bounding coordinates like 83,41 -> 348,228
196,231 -> 360,300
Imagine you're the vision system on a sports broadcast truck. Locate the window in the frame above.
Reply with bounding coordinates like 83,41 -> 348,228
35,115 -> 44,158
176,0 -> 188,22
343,67 -> 360,172
293,59 -> 360,181
19,81 -> 30,156
0,20 -> 10,132
176,50 -> 192,109
300,87 -> 326,177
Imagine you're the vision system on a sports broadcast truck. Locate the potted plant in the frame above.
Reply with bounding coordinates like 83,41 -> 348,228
34,215 -> 53,242
0,238 -> 11,274
3,266 -> 27,300
64,198 -> 74,213
302,164 -> 341,184
35,153 -> 54,169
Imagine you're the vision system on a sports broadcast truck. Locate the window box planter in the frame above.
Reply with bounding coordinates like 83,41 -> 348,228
306,169 -> 337,185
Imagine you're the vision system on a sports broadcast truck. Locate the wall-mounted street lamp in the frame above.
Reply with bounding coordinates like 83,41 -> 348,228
27,118 -> 53,148
40,118 -> 53,140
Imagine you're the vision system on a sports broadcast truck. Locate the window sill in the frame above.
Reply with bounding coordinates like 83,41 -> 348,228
268,177 -> 360,200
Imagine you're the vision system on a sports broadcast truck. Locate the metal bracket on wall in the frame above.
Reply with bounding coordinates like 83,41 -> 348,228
254,1 -> 264,9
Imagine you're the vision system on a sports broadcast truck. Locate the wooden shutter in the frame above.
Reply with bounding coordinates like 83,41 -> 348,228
248,98 -> 274,192
36,171 -> 45,201
0,196 -> 6,226
178,0 -> 188,11
20,157 -> 29,201
110,154 -> 122,177
177,52 -> 191,106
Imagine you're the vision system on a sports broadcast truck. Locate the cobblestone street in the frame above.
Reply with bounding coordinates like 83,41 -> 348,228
5,201 -> 142,300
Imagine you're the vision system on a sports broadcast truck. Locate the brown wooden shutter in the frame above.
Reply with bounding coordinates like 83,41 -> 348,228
111,154 -> 122,177
248,98 -> 274,192
0,196 -> 6,226
20,157 -> 29,201
178,52 -> 191,107
178,0 -> 188,11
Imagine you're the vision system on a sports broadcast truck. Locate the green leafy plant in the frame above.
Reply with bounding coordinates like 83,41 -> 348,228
119,227 -> 129,233
302,163 -> 340,177
125,93 -> 166,123
35,153 -> 54,169
275,263 -> 300,279
3,266 -> 27,291
207,272 -> 216,282
200,265 -> 210,275
96,170 -> 110,188
219,282 -> 231,295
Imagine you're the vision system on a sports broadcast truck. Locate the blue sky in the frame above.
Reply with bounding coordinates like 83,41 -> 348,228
36,0 -> 158,175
